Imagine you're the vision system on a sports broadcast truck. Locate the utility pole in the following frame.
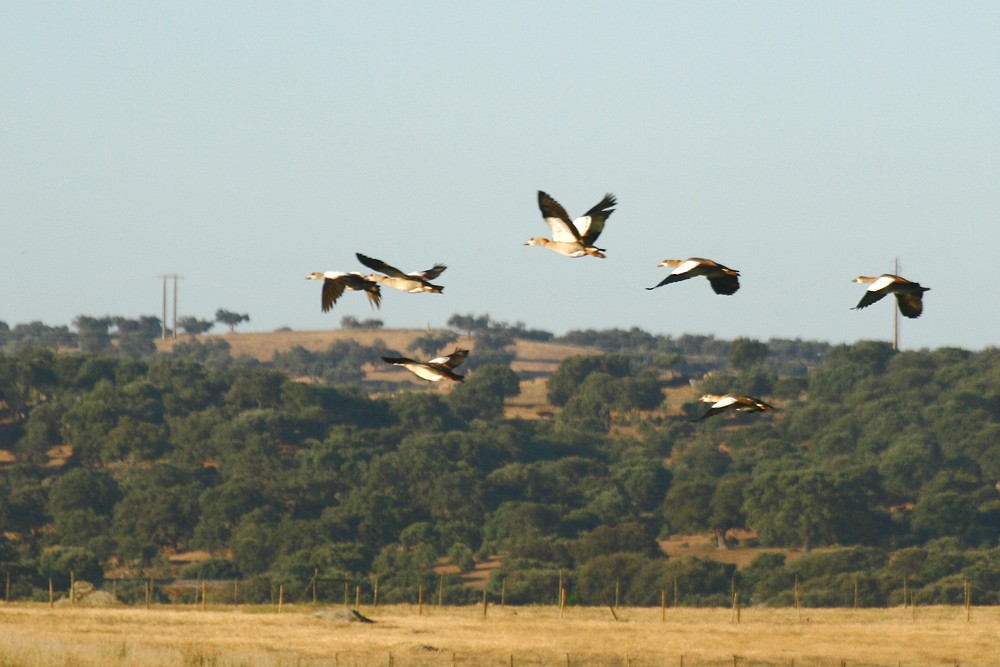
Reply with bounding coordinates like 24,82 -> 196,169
161,276 -> 168,340
172,274 -> 180,338
159,274 -> 182,339
892,258 -> 900,351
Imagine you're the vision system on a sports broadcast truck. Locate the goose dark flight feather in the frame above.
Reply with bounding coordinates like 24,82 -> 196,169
306,271 -> 381,312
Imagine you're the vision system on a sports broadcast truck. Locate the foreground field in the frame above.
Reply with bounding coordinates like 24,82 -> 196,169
1,603 -> 997,666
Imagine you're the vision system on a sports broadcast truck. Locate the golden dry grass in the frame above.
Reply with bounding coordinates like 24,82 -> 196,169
1,603 -> 997,666
156,329 -> 597,369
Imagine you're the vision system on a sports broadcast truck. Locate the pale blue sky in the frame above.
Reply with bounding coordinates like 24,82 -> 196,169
3,2 -> 998,350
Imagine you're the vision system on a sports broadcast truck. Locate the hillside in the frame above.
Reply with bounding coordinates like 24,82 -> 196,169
156,328 -> 620,419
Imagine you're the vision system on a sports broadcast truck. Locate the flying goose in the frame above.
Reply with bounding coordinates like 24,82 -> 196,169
381,348 -> 469,382
691,394 -> 775,422
525,190 -> 617,258
356,253 -> 446,293
647,258 -> 740,295
852,274 -> 930,319
306,271 -> 381,312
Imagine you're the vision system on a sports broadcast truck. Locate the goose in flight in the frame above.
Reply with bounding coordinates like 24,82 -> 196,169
356,253 -> 446,293
647,258 -> 740,295
382,348 -> 469,382
306,271 -> 381,312
852,274 -> 929,319
691,394 -> 775,422
525,190 -> 617,258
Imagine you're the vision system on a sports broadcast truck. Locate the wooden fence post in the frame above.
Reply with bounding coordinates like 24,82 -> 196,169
5,571 -> 10,603
49,578 -> 54,608
673,576 -> 679,608
373,575 -> 379,608
853,575 -> 859,609
661,589 -> 666,622
343,580 -> 349,607
312,569 -> 318,606
614,578 -> 620,609
482,589 -> 488,618
70,570 -> 75,605
438,573 -> 444,606
903,574 -> 909,608
278,584 -> 284,613
500,578 -> 506,607
964,578 -> 971,622
355,584 -> 361,610
234,578 -> 239,606
418,584 -> 424,615
202,580 -> 207,611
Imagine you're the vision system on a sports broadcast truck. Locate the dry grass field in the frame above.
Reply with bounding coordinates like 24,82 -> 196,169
157,329 -> 597,371
1,603 -> 998,667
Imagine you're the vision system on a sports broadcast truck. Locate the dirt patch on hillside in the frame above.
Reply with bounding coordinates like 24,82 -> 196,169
659,531 -> 836,569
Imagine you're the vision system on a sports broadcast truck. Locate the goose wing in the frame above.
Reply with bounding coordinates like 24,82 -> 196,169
428,348 -> 469,369
356,253 -> 409,279
319,274 -> 349,312
413,264 -> 447,280
646,259 -> 705,290
537,191 -> 584,243
343,273 -> 382,310
647,272 -> 695,290
707,273 -> 740,295
382,355 -> 417,366
574,193 -> 616,246
895,291 -> 925,318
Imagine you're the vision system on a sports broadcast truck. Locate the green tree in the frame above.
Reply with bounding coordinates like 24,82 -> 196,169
177,316 -> 215,336
743,468 -> 874,551
215,309 -> 250,333
74,315 -> 113,352
447,364 -> 521,421
728,337 -> 769,370
663,479 -> 714,536
547,354 -> 631,406
709,474 -> 749,549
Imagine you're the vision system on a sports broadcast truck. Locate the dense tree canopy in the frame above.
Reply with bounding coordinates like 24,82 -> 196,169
2,319 -> 1000,606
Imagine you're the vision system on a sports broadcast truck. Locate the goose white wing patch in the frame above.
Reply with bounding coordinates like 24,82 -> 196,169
673,259 -> 702,275
712,396 -> 740,409
544,216 -> 582,243
868,275 -> 897,292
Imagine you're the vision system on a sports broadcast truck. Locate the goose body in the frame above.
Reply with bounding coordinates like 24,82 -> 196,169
691,393 -> 775,421
647,258 -> 740,295
356,253 -> 446,293
526,190 -> 616,258
306,271 -> 381,312
382,348 -> 469,382
852,274 -> 929,319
